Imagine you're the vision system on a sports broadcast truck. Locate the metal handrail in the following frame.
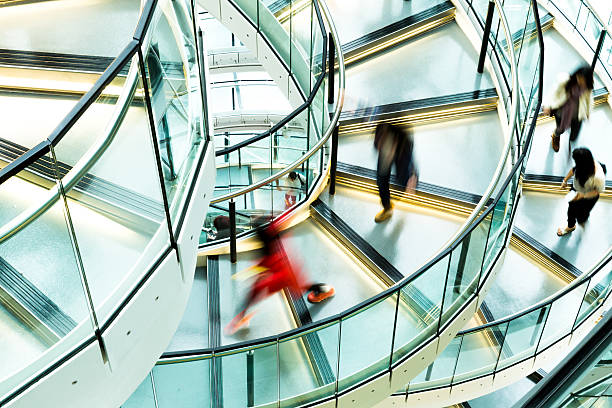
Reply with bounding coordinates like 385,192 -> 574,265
582,0 -> 609,31
161,0 -> 523,358
210,0 -> 346,204
459,245 -> 612,336
0,48 -> 141,244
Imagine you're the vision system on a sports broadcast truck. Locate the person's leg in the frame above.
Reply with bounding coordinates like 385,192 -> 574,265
559,201 -> 579,236
576,196 -> 599,224
375,169 -> 393,222
376,168 -> 391,210
551,111 -> 563,152
569,118 -> 583,142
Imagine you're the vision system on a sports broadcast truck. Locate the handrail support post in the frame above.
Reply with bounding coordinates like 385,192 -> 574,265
329,124 -> 339,195
592,29 -> 606,70
247,350 -> 255,406
229,200 -> 237,263
478,0 -> 496,74
327,33 -> 335,104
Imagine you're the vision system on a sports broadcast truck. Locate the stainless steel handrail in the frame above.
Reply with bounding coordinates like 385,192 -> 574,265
210,0 -> 346,205
393,0 -> 519,286
0,59 -> 141,244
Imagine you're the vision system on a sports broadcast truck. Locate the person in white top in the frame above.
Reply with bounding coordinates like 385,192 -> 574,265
543,66 -> 594,153
557,148 -> 606,236
276,171 -> 305,208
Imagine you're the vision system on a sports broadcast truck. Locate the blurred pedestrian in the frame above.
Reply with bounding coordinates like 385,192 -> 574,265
543,66 -> 594,153
373,123 -> 418,223
277,171 -> 306,208
225,221 -> 334,334
557,148 -> 606,236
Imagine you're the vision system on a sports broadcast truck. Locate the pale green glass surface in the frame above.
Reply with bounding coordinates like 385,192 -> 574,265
410,336 -> 461,391
538,280 -> 589,351
311,6 -> 325,89
62,64 -> 169,321
441,226 -> 487,327
143,4 -> 204,229
289,0 -> 313,93
235,0 -> 258,25
337,294 -> 397,392
453,324 -> 507,383
483,174 -> 515,272
392,255 -> 449,364
122,373 -> 156,408
153,359 -> 211,408
497,306 -> 549,371
279,323 -> 339,407
575,267 -> 612,329
220,342 -> 279,407
50,74 -> 126,171
259,3 -> 291,64
0,154 -> 93,393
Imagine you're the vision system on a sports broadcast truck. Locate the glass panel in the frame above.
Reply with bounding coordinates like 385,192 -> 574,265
259,3 -> 291,65
441,225 -> 488,327
279,322 -> 339,407
497,306 -> 550,371
575,267 -> 612,328
277,108 -> 310,166
290,0 -> 313,93
453,323 -> 508,383
579,9 -> 603,50
0,153 -> 94,395
338,293 -> 397,392
483,172 -> 518,272
311,4 -> 325,88
219,342 -> 279,407
393,254 -> 449,364
538,281 -> 589,351
153,359 -> 211,408
235,0 -> 258,25
143,4 -> 205,229
51,70 -> 127,171
409,335 -> 461,392
601,33 -> 612,79
122,373 -> 156,408
61,60 -> 170,323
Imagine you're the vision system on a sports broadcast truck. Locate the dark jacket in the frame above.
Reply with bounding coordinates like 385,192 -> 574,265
374,124 -> 416,188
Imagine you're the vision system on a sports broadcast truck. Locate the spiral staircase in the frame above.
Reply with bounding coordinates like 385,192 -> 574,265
0,0 -> 610,407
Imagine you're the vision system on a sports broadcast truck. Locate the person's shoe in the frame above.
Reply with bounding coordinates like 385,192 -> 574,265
374,207 -> 393,223
551,134 -> 560,152
224,312 -> 255,335
307,286 -> 335,303
556,225 -> 576,236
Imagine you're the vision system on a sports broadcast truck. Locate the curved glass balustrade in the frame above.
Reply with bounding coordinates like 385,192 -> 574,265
381,0 -> 612,399
200,0 -> 332,247
401,246 -> 612,396
0,0 -> 208,403
545,0 -> 612,80
558,359 -> 612,407
127,0 -> 548,406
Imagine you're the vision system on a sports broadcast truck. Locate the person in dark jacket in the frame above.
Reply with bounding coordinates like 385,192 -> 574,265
373,123 -> 418,222
543,66 -> 594,153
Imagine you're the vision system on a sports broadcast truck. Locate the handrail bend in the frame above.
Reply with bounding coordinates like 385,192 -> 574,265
209,0 -> 345,205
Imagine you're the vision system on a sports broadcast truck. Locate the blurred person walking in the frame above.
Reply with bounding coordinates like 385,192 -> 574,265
277,171 -> 306,208
225,220 -> 334,334
374,123 -> 418,223
557,147 -> 606,236
543,66 -> 594,153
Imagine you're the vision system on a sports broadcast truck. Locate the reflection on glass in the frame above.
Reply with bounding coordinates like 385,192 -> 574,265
144,4 -> 204,230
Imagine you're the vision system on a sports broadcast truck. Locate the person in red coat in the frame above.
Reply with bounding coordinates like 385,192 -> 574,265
225,221 -> 334,334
